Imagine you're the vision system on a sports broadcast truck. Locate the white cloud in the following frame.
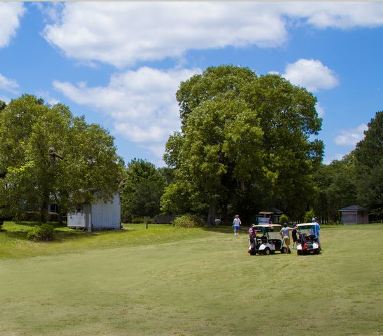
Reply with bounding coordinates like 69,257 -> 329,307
0,96 -> 10,104
0,73 -> 19,93
315,102 -> 325,118
43,2 -> 287,67
0,3 -> 24,48
53,67 -> 200,160
323,153 -> 345,165
335,124 -> 367,146
281,2 -> 383,29
283,59 -> 339,92
36,91 -> 59,106
42,2 -> 383,67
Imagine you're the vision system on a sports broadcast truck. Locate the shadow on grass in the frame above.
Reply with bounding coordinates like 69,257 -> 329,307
202,224 -> 238,234
1,223 -> 98,243
14,221 -> 68,228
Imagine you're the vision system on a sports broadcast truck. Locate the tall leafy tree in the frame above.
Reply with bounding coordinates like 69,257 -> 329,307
121,159 -> 166,221
245,74 -> 323,219
0,95 -> 123,222
313,155 -> 357,223
163,66 -> 323,223
354,111 -> 383,218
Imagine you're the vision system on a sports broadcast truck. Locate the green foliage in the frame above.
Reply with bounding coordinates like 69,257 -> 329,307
304,210 -> 315,223
121,159 -> 166,222
164,66 -> 323,223
354,111 -> 383,218
173,214 -> 205,228
0,95 -> 123,222
313,155 -> 357,222
279,214 -> 289,224
26,224 -> 55,241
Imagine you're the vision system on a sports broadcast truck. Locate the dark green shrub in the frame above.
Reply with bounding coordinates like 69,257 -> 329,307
27,224 -> 55,241
280,214 -> 289,224
304,210 -> 315,223
173,214 -> 205,228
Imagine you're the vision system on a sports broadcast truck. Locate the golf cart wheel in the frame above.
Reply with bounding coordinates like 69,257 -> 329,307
281,247 -> 286,254
264,248 -> 271,255
297,250 -> 302,256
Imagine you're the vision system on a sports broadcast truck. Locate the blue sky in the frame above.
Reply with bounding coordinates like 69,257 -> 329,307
0,2 -> 382,166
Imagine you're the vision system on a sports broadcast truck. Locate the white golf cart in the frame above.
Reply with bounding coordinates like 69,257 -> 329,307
248,224 -> 285,255
296,223 -> 321,255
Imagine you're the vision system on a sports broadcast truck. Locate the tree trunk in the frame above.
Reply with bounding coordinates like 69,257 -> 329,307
207,203 -> 216,226
40,201 -> 48,223
40,191 -> 50,223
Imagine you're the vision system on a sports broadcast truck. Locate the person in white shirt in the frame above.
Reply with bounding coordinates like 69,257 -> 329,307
280,223 -> 291,253
232,215 -> 241,237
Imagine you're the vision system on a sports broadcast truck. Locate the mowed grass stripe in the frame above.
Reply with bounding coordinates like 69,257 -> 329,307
0,224 -> 382,335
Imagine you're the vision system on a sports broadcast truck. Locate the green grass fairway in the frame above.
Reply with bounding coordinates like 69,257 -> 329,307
0,223 -> 382,336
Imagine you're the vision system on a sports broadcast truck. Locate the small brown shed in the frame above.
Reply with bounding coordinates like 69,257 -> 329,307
339,205 -> 369,224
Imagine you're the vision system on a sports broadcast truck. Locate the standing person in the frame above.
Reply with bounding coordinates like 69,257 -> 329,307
312,218 -> 320,243
280,223 -> 291,253
233,214 -> 241,237
292,225 -> 298,249
248,224 -> 257,253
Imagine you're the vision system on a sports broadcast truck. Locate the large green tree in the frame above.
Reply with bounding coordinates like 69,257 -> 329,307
354,111 -> 383,218
313,155 -> 357,223
121,159 -> 166,222
163,65 -> 323,224
0,95 -> 123,222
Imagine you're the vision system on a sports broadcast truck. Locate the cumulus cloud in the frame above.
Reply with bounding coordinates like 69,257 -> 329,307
0,3 -> 24,48
43,2 -> 287,67
283,59 -> 339,92
315,102 -> 325,118
335,124 -> 367,146
42,2 -> 383,67
53,67 -> 200,160
281,2 -> 383,29
0,73 -> 19,93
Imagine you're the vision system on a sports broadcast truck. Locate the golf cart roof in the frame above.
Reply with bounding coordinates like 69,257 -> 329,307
297,223 -> 317,227
253,224 -> 281,228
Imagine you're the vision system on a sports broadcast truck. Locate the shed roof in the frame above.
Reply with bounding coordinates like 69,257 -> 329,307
339,204 -> 368,212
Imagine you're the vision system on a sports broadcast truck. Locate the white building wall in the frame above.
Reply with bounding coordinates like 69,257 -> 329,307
67,204 -> 91,229
90,193 -> 121,230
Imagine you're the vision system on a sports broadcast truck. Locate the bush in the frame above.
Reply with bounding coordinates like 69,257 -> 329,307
280,214 -> 289,224
173,214 -> 205,228
27,224 -> 55,241
304,210 -> 315,223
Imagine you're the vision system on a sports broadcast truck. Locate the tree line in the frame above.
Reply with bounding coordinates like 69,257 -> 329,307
1,66 -> 382,225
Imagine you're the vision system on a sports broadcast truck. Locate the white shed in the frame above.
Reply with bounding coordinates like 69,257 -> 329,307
67,193 -> 121,231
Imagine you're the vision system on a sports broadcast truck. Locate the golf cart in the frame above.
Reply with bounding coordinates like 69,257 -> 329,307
296,223 -> 321,255
248,224 -> 285,255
